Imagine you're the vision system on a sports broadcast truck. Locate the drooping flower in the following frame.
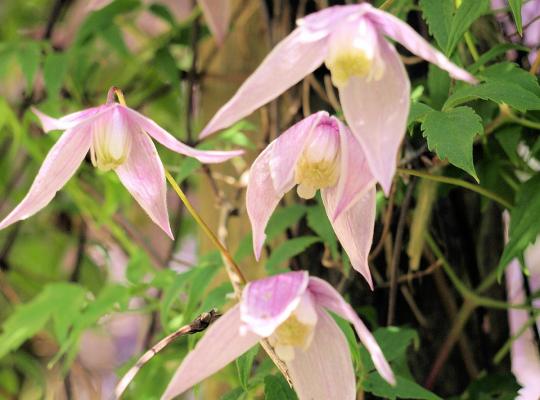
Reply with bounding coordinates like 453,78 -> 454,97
0,87 -> 243,238
162,271 -> 395,400
247,111 -> 376,287
198,3 -> 477,194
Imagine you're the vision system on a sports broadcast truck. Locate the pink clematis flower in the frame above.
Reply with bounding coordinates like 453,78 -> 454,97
198,3 -> 477,194
162,271 -> 394,400
0,87 -> 243,238
247,111 -> 376,287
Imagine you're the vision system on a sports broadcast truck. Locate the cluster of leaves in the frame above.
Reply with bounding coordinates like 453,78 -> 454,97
0,0 -> 539,399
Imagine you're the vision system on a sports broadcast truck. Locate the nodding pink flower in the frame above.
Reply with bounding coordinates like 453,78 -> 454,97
162,271 -> 395,400
198,3 -> 477,194
247,111 -> 376,287
0,87 -> 243,238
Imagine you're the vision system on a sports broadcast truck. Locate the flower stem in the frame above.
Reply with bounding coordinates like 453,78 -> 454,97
165,170 -> 246,294
397,168 -> 512,209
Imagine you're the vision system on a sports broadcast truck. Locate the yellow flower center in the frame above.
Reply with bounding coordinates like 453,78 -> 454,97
294,155 -> 339,199
90,109 -> 132,171
326,49 -> 373,88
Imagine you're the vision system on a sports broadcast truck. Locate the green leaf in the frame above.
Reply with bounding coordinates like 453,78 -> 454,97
306,203 -> 338,259
76,0 -> 140,44
408,102 -> 434,127
419,0 -> 453,50
444,82 -> 540,112
360,327 -> 419,372
126,250 -> 152,284
160,269 -> 197,329
16,41 -> 41,91
445,0 -> 489,56
155,47 -> 180,88
235,345 -> 259,391
175,157 -> 201,184
100,23 -> 130,56
148,3 -> 177,26
498,174 -> 540,274
421,107 -> 483,180
469,43 -> 530,73
43,52 -> 68,100
508,0 -> 523,36
364,374 -> 442,400
464,373 -> 521,400
266,236 -> 320,272
427,64 -> 451,110
264,374 -> 298,400
481,62 -> 540,96
0,283 -> 86,359
266,204 -> 307,240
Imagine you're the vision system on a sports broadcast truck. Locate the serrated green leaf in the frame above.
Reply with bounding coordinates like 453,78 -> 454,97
419,0 -> 453,50
445,0 -> 489,55
17,42 -> 41,91
43,52 -> 68,100
360,327 -> 419,372
264,374 -> 298,400
266,236 -> 320,272
266,204 -> 307,240
236,345 -> 259,391
421,107 -> 483,180
364,373 -> 442,400
427,64 -> 451,110
408,102 -> 434,127
444,82 -> 540,112
498,174 -> 540,274
482,62 -> 540,96
508,0 -> 523,35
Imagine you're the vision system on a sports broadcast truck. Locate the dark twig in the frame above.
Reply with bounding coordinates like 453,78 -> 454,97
114,309 -> 221,399
387,180 -> 415,326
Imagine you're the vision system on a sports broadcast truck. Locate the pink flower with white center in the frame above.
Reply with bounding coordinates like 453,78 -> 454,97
0,87 -> 243,238
248,111 -> 376,287
162,271 -> 395,400
198,3 -> 477,194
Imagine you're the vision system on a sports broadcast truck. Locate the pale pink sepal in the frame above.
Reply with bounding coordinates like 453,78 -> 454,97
122,106 -> 244,163
339,38 -> 409,195
246,143 -> 286,260
161,305 -> 260,400
269,112 -> 325,194
321,187 -> 376,289
286,308 -> 356,400
308,277 -> 396,385
240,271 -> 309,337
0,127 -> 92,230
32,106 -> 104,132
198,0 -> 230,46
199,28 -> 329,138
366,7 -> 478,84
115,124 -> 173,239
331,119 -> 376,220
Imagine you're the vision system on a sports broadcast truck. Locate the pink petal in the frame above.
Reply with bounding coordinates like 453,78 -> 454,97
114,118 -> 173,239
240,271 -> 309,337
121,106 -> 243,163
321,186 -> 376,288
161,305 -> 260,400
247,142 -> 291,260
331,120 -> 376,220
0,127 -> 92,230
308,277 -> 396,385
365,8 -> 478,83
299,4 -> 366,34
270,112 -> 326,194
199,29 -> 329,138
339,37 -> 409,194
198,0 -> 230,45
32,106 -> 105,132
286,307 -> 356,400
